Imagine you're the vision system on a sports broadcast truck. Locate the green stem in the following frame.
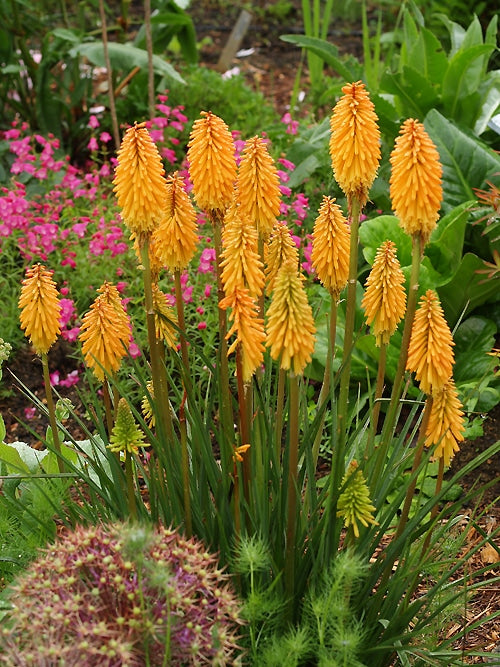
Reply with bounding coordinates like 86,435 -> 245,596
125,451 -> 137,520
274,368 -> 286,465
312,293 -> 338,468
285,372 -> 300,617
212,213 -> 234,467
174,270 -> 190,383
140,236 -> 174,444
236,345 -> 252,518
178,392 -> 192,537
102,379 -> 115,437
372,234 -> 422,495
41,353 -> 64,474
366,342 -> 387,464
378,396 -> 432,590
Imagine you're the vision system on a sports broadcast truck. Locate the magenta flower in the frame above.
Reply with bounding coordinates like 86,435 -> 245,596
87,137 -> 98,151
88,115 -> 100,129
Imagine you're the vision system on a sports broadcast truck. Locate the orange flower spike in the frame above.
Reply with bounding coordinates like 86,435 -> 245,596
406,290 -> 454,394
311,196 -> 350,297
266,262 -> 316,374
153,173 -> 199,272
79,290 -> 131,381
19,264 -> 61,355
390,118 -> 443,244
265,221 -> 299,295
329,81 -> 381,206
361,240 -> 407,346
187,111 -> 237,214
220,199 -> 265,298
220,287 -> 266,382
237,136 -> 281,240
425,379 -> 465,466
113,123 -> 167,234
152,286 -> 178,349
98,282 -> 130,327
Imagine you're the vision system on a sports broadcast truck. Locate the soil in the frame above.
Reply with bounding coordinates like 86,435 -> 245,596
1,1 -> 499,662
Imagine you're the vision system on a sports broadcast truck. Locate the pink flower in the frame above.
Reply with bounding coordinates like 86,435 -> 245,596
88,115 -> 100,129
198,248 -> 216,274
59,370 -> 80,387
99,132 -> 112,144
281,112 -> 299,135
204,284 -> 212,299
87,137 -> 98,151
198,321 -> 207,330
24,407 -> 37,420
278,157 -> 296,171
128,341 -> 141,358
50,371 -> 60,386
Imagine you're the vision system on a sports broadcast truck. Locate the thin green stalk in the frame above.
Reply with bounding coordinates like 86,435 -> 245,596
102,379 -> 115,436
416,455 -> 445,575
140,236 -> 174,443
236,345 -> 252,515
312,293 -> 338,468
275,368 -> 286,464
378,396 -> 432,590
285,372 -> 300,617
212,213 -> 234,462
178,392 -> 192,537
372,234 -> 422,494
41,352 -> 64,474
125,451 -> 137,520
366,341 -> 387,462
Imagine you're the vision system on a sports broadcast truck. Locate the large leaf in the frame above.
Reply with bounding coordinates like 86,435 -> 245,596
454,316 -> 497,383
441,44 -> 496,117
437,253 -> 500,325
280,34 -> 358,82
380,67 -> 438,119
71,42 -> 185,84
424,109 -> 500,212
286,117 -> 331,189
359,215 -> 412,266
426,202 -> 472,282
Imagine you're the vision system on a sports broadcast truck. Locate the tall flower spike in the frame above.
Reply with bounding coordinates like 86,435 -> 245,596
337,460 -> 378,538
153,173 -> 198,272
266,261 -> 316,375
187,111 -> 237,214
152,286 -> 178,349
265,221 -> 299,295
425,379 -> 465,466
79,287 -> 131,381
220,287 -> 266,383
329,81 -> 380,206
406,290 -> 454,394
220,199 -> 265,298
390,118 -> 443,244
108,398 -> 147,456
311,196 -> 350,297
361,240 -> 407,346
19,264 -> 61,355
113,123 -> 167,235
237,136 -> 281,240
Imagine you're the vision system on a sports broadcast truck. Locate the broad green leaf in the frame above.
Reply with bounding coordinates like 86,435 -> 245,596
0,415 -> 5,443
380,67 -> 437,119
453,316 -> 497,382
51,27 -> 83,44
426,202 -> 472,280
419,27 -> 449,86
359,215 -> 412,266
462,15 -> 484,49
436,14 -> 466,56
425,109 -> 500,212
437,253 -> 500,325
441,44 -> 495,117
280,34 -> 357,82
0,441 -> 47,473
474,74 -> 500,135
71,42 -> 185,84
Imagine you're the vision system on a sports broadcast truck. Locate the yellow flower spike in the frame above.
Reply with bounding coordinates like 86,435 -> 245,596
406,290 -> 454,394
79,288 -> 131,381
220,198 -> 265,298
237,136 -> 281,240
113,123 -> 167,235
141,380 -> 155,429
187,111 -> 237,214
329,81 -> 381,206
108,397 -> 148,456
153,173 -> 199,272
152,286 -> 178,349
98,282 -> 130,327
390,118 -> 443,245
337,460 -> 378,538
220,287 -> 266,383
266,261 -> 316,375
19,264 -> 61,355
311,196 -> 351,297
425,379 -> 465,466
233,443 -> 251,463
361,240 -> 407,346
265,221 -> 299,295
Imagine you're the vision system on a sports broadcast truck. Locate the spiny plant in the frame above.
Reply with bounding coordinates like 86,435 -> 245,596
0,522 -> 242,666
